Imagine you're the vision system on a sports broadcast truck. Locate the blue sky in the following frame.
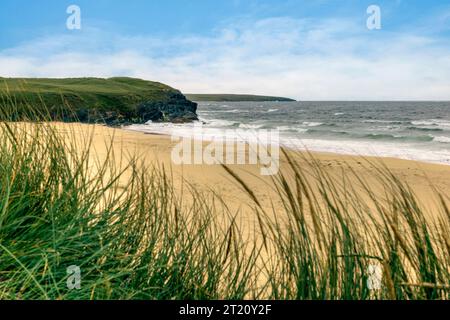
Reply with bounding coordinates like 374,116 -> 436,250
1,0 -> 450,99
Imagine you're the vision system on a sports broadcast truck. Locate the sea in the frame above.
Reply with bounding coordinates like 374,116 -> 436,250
126,101 -> 450,165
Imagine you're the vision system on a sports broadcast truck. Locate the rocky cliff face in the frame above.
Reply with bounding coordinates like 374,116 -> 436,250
137,92 -> 198,123
0,77 -> 199,126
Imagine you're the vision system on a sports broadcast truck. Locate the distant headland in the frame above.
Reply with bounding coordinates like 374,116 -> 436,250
185,94 -> 296,102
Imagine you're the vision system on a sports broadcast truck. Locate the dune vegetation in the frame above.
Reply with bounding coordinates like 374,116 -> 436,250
0,93 -> 450,300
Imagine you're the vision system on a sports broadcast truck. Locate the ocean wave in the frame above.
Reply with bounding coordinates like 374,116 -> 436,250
363,133 -> 433,142
304,129 -> 435,142
221,109 -> 242,113
276,126 -> 308,133
302,121 -> 323,127
434,136 -> 450,143
239,123 -> 264,129
412,119 -> 450,127
203,119 -> 239,127
306,129 -> 349,136
407,126 -> 444,132
277,126 -> 296,132
268,108 -> 279,112
362,120 -> 407,125
411,120 -> 436,126
281,138 -> 450,165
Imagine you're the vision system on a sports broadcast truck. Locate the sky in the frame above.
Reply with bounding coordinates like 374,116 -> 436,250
0,0 -> 449,100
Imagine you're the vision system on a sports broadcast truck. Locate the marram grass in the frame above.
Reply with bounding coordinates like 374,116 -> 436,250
0,94 -> 450,300
226,150 -> 450,300
0,122 -> 257,299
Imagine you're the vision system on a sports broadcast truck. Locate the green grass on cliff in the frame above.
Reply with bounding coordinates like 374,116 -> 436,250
0,77 -> 182,122
186,93 -> 295,102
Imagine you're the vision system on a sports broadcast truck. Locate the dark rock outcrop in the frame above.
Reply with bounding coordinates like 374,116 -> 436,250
137,92 -> 198,123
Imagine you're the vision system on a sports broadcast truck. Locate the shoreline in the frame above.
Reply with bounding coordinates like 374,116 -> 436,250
123,125 -> 450,168
41,122 -> 450,219
10,121 -> 448,224
124,123 -> 450,168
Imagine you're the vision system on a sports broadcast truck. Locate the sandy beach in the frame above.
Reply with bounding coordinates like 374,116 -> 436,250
56,122 -> 450,224
3,120 -> 450,300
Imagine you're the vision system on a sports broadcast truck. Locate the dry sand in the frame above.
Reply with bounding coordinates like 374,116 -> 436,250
52,122 -> 450,225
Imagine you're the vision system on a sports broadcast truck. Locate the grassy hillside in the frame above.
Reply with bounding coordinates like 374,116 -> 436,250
0,77 -> 197,124
186,93 -> 296,102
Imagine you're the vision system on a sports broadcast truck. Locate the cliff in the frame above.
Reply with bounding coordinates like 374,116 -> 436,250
0,77 -> 198,125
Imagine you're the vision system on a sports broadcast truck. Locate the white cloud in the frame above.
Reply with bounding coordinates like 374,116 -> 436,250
1,17 -> 450,100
